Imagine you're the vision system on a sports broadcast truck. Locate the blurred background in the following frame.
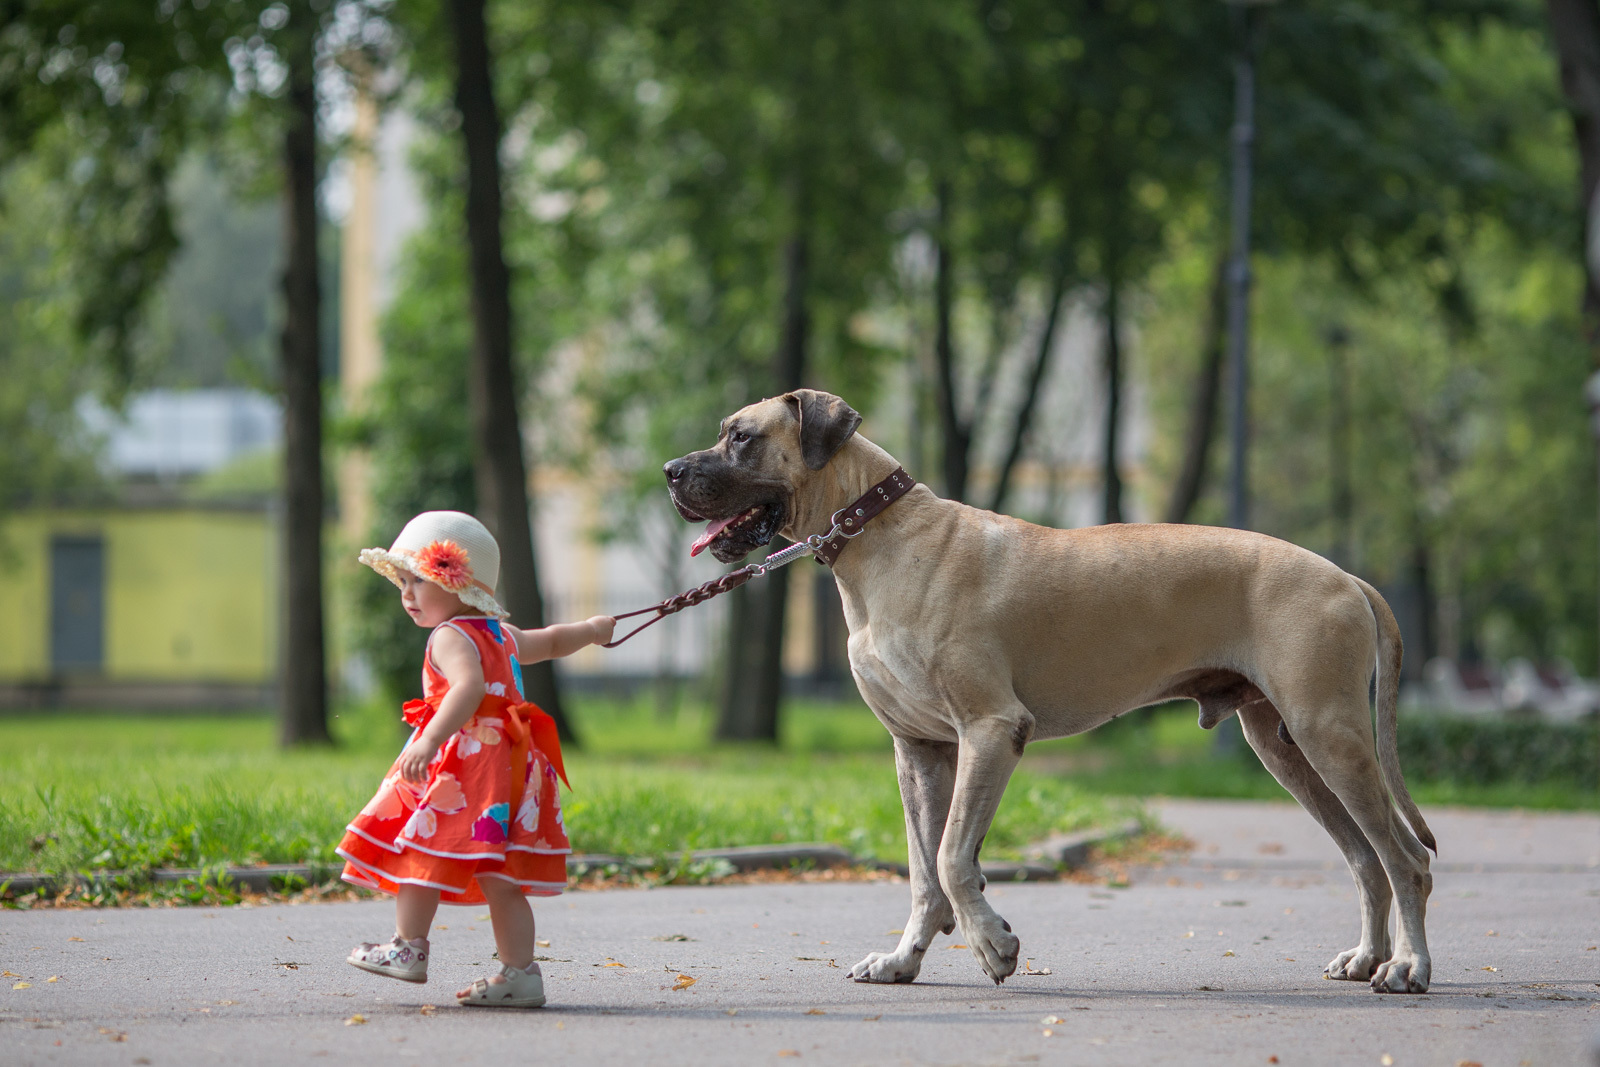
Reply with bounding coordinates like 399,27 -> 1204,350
0,0 -> 1596,887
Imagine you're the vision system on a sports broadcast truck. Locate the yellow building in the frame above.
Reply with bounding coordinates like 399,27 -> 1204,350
0,502 -> 277,708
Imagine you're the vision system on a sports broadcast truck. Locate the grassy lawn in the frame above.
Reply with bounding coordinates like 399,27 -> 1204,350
0,698 -> 1133,876
3,697 -> 1590,880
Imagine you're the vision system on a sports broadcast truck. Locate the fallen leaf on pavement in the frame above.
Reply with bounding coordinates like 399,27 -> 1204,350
653,934 -> 693,942
419,1005 -> 437,1016
1223,950 -> 1236,957
884,929 -> 903,935
863,1015 -> 880,1021
777,1051 -> 799,1058
1482,966 -> 1498,972
948,944 -> 968,950
46,976 -> 59,983
672,974 -> 697,991
1380,1056 -> 1393,1066
804,1008 -> 825,1015
1041,1016 -> 1065,1025
536,939 -> 550,947
345,1014 -> 367,1026
1022,961 -> 1052,975
67,937 -> 84,942
1,971 -> 17,977
99,1028 -> 127,1041
598,959 -> 626,968
13,981 -> 31,990
1042,1029 -> 1054,1037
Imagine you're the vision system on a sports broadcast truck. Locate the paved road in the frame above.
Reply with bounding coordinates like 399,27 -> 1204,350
4,800 -> 1597,1066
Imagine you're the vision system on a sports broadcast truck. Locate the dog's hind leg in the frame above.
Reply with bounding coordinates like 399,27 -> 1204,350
1237,703 -> 1392,982
1292,708 -> 1433,993
850,736 -> 958,984
938,710 -> 1033,985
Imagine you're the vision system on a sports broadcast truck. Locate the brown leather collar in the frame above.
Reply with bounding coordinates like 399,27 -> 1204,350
812,467 -> 916,567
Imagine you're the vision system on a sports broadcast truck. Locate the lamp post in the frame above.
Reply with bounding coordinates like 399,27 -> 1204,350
1225,0 -> 1270,531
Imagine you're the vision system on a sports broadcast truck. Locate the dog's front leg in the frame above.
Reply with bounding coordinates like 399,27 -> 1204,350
940,713 -> 1030,985
850,736 -> 958,984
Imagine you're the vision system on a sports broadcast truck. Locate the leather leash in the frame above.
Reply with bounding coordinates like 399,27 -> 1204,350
602,467 -> 916,648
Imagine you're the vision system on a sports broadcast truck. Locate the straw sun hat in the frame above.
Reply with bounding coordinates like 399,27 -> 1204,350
358,510 -> 508,618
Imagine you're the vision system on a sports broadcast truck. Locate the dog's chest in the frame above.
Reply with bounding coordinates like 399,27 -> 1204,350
846,626 -> 962,742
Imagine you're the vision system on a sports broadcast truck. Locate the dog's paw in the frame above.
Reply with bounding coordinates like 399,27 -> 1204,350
849,951 -> 921,984
1370,953 -> 1430,994
1323,944 -> 1385,982
965,916 -> 1020,985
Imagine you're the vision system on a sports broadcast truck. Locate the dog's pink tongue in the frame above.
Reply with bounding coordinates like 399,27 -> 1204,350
689,515 -> 737,557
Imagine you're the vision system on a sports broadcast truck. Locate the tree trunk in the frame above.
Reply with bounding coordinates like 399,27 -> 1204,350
1545,0 -> 1600,673
1547,0 -> 1600,352
448,0 -> 573,742
1163,250 -> 1229,524
1102,271 -> 1125,525
278,3 -> 329,746
715,231 -> 808,742
1327,326 -> 1355,570
987,262 -> 1070,515
932,182 -> 971,502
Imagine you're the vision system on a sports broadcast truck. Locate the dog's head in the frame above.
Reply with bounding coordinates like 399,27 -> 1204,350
663,389 -> 863,563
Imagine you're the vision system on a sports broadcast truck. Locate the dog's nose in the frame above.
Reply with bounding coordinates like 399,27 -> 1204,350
664,460 -> 688,483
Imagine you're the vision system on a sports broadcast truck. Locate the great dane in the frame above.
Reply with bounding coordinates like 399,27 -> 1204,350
663,389 -> 1437,994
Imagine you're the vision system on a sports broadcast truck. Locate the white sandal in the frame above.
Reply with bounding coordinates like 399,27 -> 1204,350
347,935 -> 429,983
457,962 -> 546,1008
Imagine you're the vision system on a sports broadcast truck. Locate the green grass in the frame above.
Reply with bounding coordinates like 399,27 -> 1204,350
1021,705 -> 1599,810
4,697 -> 1589,881
0,698 -> 1131,876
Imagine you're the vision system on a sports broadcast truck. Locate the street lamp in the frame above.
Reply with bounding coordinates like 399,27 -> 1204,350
1224,0 -> 1274,531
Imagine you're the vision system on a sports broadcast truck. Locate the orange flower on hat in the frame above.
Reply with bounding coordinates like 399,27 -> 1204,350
414,539 -> 472,592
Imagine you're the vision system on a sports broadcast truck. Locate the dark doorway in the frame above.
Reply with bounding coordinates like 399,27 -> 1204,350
50,535 -> 105,674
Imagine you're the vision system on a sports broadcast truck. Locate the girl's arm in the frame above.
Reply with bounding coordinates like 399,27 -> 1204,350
397,627 -> 484,782
505,615 -> 615,664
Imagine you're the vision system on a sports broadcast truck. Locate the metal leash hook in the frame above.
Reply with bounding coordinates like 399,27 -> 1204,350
599,468 -> 913,649
600,518 -> 856,648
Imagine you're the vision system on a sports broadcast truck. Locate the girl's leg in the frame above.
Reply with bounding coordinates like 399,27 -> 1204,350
458,877 -> 535,996
396,884 -> 441,942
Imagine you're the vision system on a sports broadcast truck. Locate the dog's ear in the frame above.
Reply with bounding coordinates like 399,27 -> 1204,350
785,389 -> 862,471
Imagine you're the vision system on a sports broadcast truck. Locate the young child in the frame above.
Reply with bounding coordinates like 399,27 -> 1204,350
338,510 -> 614,1008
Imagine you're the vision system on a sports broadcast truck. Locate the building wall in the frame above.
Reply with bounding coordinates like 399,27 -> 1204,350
0,507 -> 276,684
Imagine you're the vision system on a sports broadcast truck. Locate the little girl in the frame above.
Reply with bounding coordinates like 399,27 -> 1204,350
338,510 -> 614,1008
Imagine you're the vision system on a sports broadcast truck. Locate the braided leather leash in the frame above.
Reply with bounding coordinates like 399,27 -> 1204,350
602,467 -> 915,648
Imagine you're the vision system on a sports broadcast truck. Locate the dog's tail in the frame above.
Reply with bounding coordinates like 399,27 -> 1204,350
1352,576 -> 1437,855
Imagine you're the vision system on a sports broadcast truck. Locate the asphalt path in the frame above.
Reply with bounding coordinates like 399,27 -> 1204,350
4,799 -> 1597,1066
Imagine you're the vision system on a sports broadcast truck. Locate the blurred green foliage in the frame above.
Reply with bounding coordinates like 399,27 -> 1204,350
4,0 -> 1597,694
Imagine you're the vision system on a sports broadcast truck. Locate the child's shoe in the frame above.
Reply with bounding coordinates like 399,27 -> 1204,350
457,961 -> 545,1008
347,935 -> 429,983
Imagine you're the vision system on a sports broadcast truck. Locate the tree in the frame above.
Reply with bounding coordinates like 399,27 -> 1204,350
0,0 -> 340,742
444,0 -> 573,741
276,0 -> 330,745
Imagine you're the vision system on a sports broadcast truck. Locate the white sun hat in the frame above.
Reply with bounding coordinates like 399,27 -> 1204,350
358,510 -> 508,618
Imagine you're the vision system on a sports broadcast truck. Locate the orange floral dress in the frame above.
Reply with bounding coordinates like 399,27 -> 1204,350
338,617 -> 571,904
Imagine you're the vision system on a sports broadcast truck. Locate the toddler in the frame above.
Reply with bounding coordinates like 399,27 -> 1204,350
338,510 -> 613,1008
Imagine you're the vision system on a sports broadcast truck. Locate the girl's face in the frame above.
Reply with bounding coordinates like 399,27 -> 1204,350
398,569 -> 470,628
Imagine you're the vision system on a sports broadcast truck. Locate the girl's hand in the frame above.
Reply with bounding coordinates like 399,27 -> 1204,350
589,615 -> 616,646
398,736 -> 440,783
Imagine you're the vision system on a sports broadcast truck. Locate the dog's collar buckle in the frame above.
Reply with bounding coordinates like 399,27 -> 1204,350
812,467 -> 916,567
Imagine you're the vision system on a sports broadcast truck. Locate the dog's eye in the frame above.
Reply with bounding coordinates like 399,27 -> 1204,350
729,430 -> 751,444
